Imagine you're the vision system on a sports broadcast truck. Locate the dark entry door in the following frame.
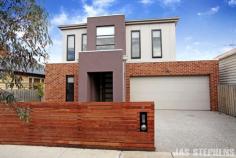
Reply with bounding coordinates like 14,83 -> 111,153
100,72 -> 113,102
66,75 -> 74,102
89,72 -> 113,102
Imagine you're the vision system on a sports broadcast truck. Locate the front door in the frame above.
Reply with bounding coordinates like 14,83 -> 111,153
89,72 -> 113,102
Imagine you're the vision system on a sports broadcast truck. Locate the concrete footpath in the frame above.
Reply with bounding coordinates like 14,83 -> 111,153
0,145 -> 235,158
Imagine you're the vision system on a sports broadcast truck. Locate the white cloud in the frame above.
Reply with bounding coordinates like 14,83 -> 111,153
48,8 -> 85,63
93,0 -> 115,8
50,8 -> 86,27
177,45 -> 215,60
161,0 -> 181,6
46,38 -> 63,63
83,0 -> 115,17
193,41 -> 200,45
177,38 -> 216,60
177,40 -> 236,60
51,11 -> 68,26
50,0 -> 122,28
184,36 -> 193,42
228,0 -> 236,6
139,0 -> 154,5
197,6 -> 220,16
139,0 -> 181,7
156,0 -> 181,8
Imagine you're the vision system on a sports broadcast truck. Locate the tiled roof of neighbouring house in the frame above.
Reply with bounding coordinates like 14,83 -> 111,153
0,64 -> 45,76
0,50 -> 45,76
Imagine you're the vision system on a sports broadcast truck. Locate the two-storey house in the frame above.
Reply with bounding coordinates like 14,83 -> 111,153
45,15 -> 219,111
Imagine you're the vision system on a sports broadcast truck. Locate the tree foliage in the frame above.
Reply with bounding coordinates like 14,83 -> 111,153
36,82 -> 44,99
0,88 -> 30,122
0,0 -> 51,89
0,0 -> 51,121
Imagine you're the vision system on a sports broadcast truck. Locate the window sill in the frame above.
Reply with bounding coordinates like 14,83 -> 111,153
80,49 -> 123,53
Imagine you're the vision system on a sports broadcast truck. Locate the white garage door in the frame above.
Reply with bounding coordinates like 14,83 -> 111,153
130,76 -> 210,110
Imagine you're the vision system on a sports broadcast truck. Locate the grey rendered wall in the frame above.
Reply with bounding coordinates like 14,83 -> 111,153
78,51 -> 124,102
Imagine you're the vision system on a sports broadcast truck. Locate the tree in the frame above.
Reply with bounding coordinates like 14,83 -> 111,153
0,0 -> 51,121
36,82 -> 44,101
0,0 -> 51,96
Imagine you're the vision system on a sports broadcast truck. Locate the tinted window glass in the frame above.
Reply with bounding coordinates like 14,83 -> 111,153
67,35 -> 75,61
82,34 -> 87,51
66,76 -> 74,101
131,31 -> 141,59
152,30 -> 162,58
96,26 -> 115,50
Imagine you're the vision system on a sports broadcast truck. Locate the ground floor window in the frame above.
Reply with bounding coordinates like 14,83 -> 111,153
66,75 -> 74,102
29,77 -> 44,89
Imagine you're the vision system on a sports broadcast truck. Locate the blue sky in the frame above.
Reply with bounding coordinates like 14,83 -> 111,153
38,0 -> 236,63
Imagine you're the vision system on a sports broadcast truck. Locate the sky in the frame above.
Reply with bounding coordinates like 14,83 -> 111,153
38,0 -> 236,63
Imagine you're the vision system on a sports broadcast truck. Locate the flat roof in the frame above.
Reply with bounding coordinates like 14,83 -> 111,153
58,16 -> 180,30
215,48 -> 236,60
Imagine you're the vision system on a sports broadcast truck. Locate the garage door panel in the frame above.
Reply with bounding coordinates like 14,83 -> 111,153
130,76 -> 210,110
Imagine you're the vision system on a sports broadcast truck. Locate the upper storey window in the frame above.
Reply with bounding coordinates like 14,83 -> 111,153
131,30 -> 141,59
152,30 -> 162,58
67,35 -> 75,61
96,26 -> 115,50
82,34 -> 87,51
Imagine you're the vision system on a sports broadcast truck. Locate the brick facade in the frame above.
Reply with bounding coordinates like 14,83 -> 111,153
45,60 -> 218,111
45,63 -> 79,102
126,60 -> 219,111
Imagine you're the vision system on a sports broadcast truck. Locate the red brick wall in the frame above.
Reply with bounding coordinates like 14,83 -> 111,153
45,63 -> 79,102
0,102 -> 155,151
45,61 -> 219,111
126,60 -> 219,111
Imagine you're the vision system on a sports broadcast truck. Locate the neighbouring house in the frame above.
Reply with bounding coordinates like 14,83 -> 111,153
215,48 -> 236,85
215,48 -> 236,116
0,66 -> 45,102
45,15 -> 218,111
0,50 -> 45,90
0,65 -> 45,90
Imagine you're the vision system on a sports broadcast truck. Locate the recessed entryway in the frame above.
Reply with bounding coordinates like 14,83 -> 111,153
88,72 -> 113,102
130,76 -> 210,110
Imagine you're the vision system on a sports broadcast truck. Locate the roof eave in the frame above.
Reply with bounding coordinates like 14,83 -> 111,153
125,17 -> 179,26
214,48 -> 236,60
58,24 -> 87,30
58,17 -> 180,30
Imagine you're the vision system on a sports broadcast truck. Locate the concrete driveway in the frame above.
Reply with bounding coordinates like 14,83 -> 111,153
155,110 -> 236,152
